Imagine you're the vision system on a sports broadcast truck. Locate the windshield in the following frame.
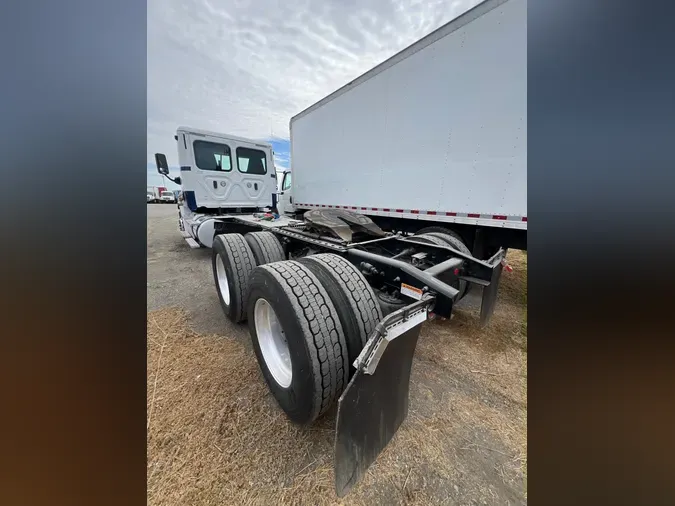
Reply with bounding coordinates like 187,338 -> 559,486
161,192 -> 173,197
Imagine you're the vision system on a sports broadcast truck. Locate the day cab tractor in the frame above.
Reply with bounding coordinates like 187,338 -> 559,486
152,0 -> 524,495
155,131 -> 506,496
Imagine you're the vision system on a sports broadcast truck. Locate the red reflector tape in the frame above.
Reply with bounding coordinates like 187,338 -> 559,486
382,208 -> 390,212
396,209 -> 404,213
522,217 -> 527,222
411,210 -> 419,214
427,211 -> 437,215
446,212 -> 457,216
493,215 -> 507,220
468,213 -> 480,218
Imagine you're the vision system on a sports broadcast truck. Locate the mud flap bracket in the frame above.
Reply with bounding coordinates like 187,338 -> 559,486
334,298 -> 433,497
478,250 -> 506,327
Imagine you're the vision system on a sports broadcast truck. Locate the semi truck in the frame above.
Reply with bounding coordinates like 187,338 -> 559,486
146,185 -> 168,203
153,0 -> 525,496
159,190 -> 177,204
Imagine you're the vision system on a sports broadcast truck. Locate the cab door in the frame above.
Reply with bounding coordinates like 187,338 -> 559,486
278,171 -> 294,215
231,143 -> 276,207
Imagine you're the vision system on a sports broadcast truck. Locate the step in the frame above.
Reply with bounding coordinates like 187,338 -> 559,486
185,237 -> 201,249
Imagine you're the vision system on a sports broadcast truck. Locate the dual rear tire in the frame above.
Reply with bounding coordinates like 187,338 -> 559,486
212,231 -> 286,323
247,261 -> 349,423
212,233 -> 381,424
212,233 -> 256,323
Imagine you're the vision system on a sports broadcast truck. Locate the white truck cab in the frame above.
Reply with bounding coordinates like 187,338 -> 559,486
154,127 -> 279,248
160,190 -> 176,203
174,127 -> 277,212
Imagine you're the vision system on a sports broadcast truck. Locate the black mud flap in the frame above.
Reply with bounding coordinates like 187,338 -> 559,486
334,299 -> 432,497
479,249 -> 506,327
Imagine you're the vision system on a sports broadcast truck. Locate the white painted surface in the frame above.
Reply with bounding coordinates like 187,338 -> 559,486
277,170 -> 294,215
290,0 -> 526,228
175,127 -> 277,210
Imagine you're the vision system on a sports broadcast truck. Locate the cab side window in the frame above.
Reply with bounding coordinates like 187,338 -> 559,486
193,141 -> 232,171
236,147 -> 267,175
282,172 -> 292,191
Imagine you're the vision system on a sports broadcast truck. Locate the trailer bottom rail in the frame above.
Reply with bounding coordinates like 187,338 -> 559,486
334,298 -> 433,497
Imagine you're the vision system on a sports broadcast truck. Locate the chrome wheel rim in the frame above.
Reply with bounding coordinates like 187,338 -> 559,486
254,298 -> 292,388
215,254 -> 230,305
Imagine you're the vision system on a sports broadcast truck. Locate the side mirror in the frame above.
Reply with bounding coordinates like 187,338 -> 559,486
173,176 -> 181,185
155,153 -> 169,175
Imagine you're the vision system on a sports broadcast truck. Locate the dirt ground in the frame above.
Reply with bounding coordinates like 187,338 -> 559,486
147,204 -> 527,505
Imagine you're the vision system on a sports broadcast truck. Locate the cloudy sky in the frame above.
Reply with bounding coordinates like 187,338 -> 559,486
147,0 -> 479,189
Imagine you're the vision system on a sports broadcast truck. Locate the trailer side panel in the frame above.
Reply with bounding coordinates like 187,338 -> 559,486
291,0 -> 526,225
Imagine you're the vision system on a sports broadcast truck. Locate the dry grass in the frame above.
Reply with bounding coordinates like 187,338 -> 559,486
147,250 -> 527,505
414,249 -> 528,497
147,309 -> 340,506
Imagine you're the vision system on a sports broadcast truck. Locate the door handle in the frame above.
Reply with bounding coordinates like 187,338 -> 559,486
212,181 -> 218,189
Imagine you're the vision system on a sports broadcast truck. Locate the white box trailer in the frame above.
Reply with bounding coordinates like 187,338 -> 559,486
282,0 -> 526,256
146,186 -> 164,202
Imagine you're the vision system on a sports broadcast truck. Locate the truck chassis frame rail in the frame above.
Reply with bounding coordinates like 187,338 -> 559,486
264,222 -> 505,324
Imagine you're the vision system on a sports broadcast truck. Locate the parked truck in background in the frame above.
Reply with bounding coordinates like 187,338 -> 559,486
146,185 -> 168,203
160,190 -> 177,204
153,0 -> 524,496
278,0 -> 526,259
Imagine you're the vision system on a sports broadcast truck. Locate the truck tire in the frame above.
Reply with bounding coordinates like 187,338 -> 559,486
244,231 -> 285,265
212,234 -> 256,323
415,226 -> 464,244
247,261 -> 349,424
416,233 -> 471,301
423,231 -> 471,257
299,254 -> 382,372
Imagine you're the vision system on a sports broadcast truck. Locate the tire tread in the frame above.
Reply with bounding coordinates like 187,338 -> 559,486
300,254 -> 382,363
214,234 -> 256,322
245,231 -> 285,265
254,261 -> 349,421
